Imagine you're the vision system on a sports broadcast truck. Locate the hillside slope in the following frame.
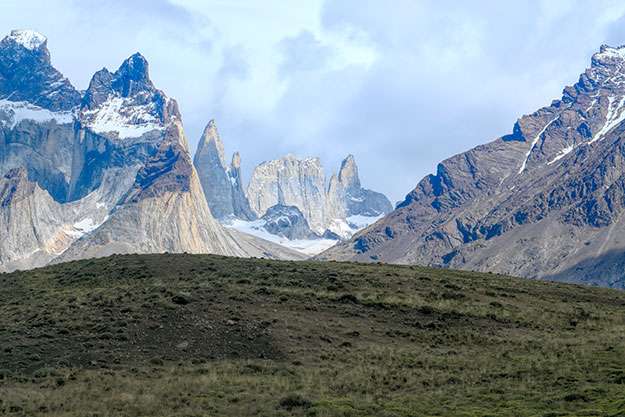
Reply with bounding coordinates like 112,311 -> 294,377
1,254 -> 625,416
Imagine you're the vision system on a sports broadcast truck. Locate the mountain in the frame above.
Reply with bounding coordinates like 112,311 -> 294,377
247,154 -> 330,233
193,123 -> 393,252
326,154 -> 393,236
193,120 -> 256,221
245,153 -> 392,239
0,30 -> 304,271
260,204 -> 318,240
319,44 -> 625,289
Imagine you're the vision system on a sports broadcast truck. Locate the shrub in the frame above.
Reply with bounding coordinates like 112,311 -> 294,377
278,394 -> 313,411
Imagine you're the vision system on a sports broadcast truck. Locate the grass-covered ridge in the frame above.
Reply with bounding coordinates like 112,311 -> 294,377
1,253 -> 625,416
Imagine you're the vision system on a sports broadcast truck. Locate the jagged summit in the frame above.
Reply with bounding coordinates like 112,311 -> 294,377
594,44 -> 625,63
80,52 -> 178,140
112,53 -> 154,98
338,154 -> 361,189
0,29 -> 80,111
6,29 -> 47,51
196,119 -> 227,166
320,43 -> 625,289
193,120 -> 256,221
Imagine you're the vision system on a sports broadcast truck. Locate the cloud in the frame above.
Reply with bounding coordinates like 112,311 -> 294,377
279,30 -> 332,75
2,0 -> 625,203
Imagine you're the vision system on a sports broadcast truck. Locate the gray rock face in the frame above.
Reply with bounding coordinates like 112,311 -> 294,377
327,155 -> 393,219
193,120 -> 256,221
246,153 -> 392,239
57,121 -> 304,262
247,154 -> 329,233
0,29 -> 305,271
260,205 -> 318,240
319,44 -> 625,289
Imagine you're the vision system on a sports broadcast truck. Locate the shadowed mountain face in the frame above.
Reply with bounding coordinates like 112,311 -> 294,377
0,29 -> 304,271
193,120 -> 256,221
319,44 -> 625,289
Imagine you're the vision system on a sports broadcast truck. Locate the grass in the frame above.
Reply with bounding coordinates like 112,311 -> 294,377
0,253 -> 624,416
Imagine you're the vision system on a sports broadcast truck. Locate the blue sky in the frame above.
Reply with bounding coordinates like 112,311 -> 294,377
3,0 -> 625,203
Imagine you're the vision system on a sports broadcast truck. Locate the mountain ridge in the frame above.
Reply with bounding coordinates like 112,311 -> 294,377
0,29 -> 305,271
318,43 -> 625,289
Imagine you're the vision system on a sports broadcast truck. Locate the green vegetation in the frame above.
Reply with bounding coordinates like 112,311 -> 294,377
1,253 -> 625,416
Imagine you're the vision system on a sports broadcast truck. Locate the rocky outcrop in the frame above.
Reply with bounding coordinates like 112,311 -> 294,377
327,154 -> 393,219
319,44 -> 625,289
247,154 -> 328,233
193,120 -> 256,221
246,154 -> 392,238
260,205 -> 318,240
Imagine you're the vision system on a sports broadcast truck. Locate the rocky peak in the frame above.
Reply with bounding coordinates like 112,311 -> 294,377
247,154 -> 328,232
0,29 -> 80,111
338,154 -> 361,190
112,53 -> 154,98
231,152 -> 241,169
260,204 -> 318,240
194,120 -> 256,221
6,30 -> 47,52
196,120 -> 227,167
80,52 -> 178,138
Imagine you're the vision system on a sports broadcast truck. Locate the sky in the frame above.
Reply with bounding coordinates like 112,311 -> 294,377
3,1 -> 625,204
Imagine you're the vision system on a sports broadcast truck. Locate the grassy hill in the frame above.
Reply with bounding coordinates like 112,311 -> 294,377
1,253 -> 625,416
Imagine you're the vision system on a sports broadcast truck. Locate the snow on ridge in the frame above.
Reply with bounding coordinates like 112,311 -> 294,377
8,29 -> 47,50
589,96 -> 625,144
82,97 -> 164,139
0,100 -> 75,128
596,46 -> 625,61
518,115 -> 559,174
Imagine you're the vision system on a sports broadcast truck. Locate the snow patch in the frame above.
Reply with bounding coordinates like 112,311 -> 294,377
8,29 -> 46,50
64,216 -> 108,239
547,145 -> 576,165
596,46 -> 625,61
0,100 -> 75,128
227,219 -> 337,256
82,97 -> 163,139
589,96 -> 625,144
519,116 -> 559,174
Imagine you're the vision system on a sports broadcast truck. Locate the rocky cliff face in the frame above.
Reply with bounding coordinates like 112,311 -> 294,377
193,120 -> 256,221
0,30 -> 81,111
327,154 -> 393,219
319,44 -> 625,289
260,205 -> 318,240
0,29 -> 304,271
247,154 -> 329,233
245,153 -> 392,239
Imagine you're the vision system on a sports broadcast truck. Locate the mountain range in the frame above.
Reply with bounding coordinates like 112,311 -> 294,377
0,29 -> 391,271
319,44 -> 625,289
192,118 -> 392,254
5,29 -> 625,289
